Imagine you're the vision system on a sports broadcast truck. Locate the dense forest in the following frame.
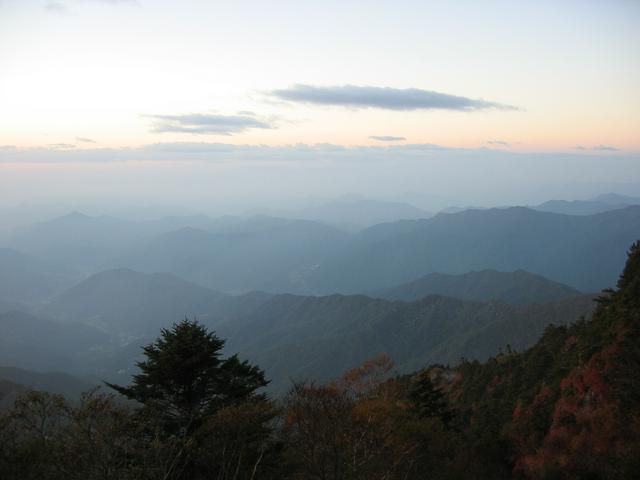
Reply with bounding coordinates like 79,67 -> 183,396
1,241 -> 638,479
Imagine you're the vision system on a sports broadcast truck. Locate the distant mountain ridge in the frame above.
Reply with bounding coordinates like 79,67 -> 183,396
532,192 -> 640,216
371,269 -> 581,305
290,196 -> 431,231
308,206 -> 640,293
114,217 -> 349,293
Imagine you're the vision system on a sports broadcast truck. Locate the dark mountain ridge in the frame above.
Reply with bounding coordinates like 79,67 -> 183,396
371,269 -> 581,305
218,291 -> 595,393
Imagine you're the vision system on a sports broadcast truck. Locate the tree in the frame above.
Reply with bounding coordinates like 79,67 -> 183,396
107,319 -> 268,433
409,370 -> 452,426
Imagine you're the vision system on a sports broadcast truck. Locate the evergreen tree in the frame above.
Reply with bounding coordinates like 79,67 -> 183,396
409,370 -> 452,425
107,319 -> 267,432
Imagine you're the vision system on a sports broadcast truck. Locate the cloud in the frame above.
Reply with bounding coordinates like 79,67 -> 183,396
486,140 -> 511,147
268,84 -> 518,111
45,1 -> 69,14
91,0 -> 138,3
1,142 -> 631,166
592,145 -> 619,151
76,136 -> 96,144
144,113 -> 273,136
576,145 -> 619,152
45,0 -> 137,14
0,142 -> 451,164
369,135 -> 406,142
47,143 -> 76,149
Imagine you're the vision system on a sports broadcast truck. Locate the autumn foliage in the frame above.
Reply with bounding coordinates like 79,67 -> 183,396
1,241 -> 639,479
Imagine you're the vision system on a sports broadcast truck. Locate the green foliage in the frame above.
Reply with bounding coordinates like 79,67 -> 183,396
107,319 -> 267,432
408,369 -> 452,425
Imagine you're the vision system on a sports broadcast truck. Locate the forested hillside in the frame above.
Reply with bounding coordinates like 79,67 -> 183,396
425,240 -> 640,477
219,292 -> 595,392
1,242 -> 638,479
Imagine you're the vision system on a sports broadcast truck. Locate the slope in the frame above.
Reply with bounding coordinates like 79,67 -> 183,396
371,269 -> 581,305
426,240 -> 640,478
219,292 -> 595,393
44,268 -> 226,334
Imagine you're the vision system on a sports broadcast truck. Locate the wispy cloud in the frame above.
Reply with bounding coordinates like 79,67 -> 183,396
47,143 -> 76,149
76,136 -> 96,144
268,84 -> 518,112
44,0 -> 138,14
369,135 -> 406,142
1,142 -> 631,165
144,113 -> 273,136
45,1 -> 69,14
576,144 -> 619,152
0,142 -> 452,164
92,0 -> 138,3
486,140 -> 511,147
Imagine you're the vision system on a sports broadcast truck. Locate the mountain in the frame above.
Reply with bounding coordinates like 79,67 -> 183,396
593,192 -> 640,205
425,240 -> 640,478
533,192 -> 640,216
116,216 -> 349,293
0,366 -> 95,400
308,206 -> 640,293
534,199 -> 631,216
0,248 -> 75,306
0,310 -> 109,374
0,300 -> 28,314
218,292 -> 595,393
9,212 -> 221,273
44,268 -> 227,334
11,212 -> 142,271
291,196 -> 431,231
371,269 -> 581,305
0,379 -> 26,411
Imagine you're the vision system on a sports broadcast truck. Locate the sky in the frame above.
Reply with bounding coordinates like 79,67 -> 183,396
0,0 -> 639,211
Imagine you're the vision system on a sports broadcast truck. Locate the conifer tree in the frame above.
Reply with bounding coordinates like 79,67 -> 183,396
107,319 -> 267,432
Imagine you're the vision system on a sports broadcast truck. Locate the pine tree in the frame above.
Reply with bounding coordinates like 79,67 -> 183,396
409,370 -> 452,425
107,319 -> 267,433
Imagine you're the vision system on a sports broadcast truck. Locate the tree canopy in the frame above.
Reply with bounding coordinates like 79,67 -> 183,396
107,319 -> 267,431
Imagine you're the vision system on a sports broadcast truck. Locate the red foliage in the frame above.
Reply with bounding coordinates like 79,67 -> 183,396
514,341 -> 626,477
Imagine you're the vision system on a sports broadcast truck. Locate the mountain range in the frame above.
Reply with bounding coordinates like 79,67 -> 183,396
1,265 -> 595,394
217,292 -> 595,392
371,269 -> 581,304
308,206 -> 640,293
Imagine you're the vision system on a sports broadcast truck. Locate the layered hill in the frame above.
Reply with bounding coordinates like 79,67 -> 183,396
0,367 -> 96,402
218,292 -> 595,393
0,248 -> 75,305
291,196 -> 431,231
0,310 -> 109,374
533,192 -> 640,216
115,216 -> 349,293
44,268 -> 227,333
308,206 -> 640,293
372,269 -> 581,305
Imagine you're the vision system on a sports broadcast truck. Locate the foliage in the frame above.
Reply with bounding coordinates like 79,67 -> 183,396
106,318 -> 267,433
1,242 -> 639,479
